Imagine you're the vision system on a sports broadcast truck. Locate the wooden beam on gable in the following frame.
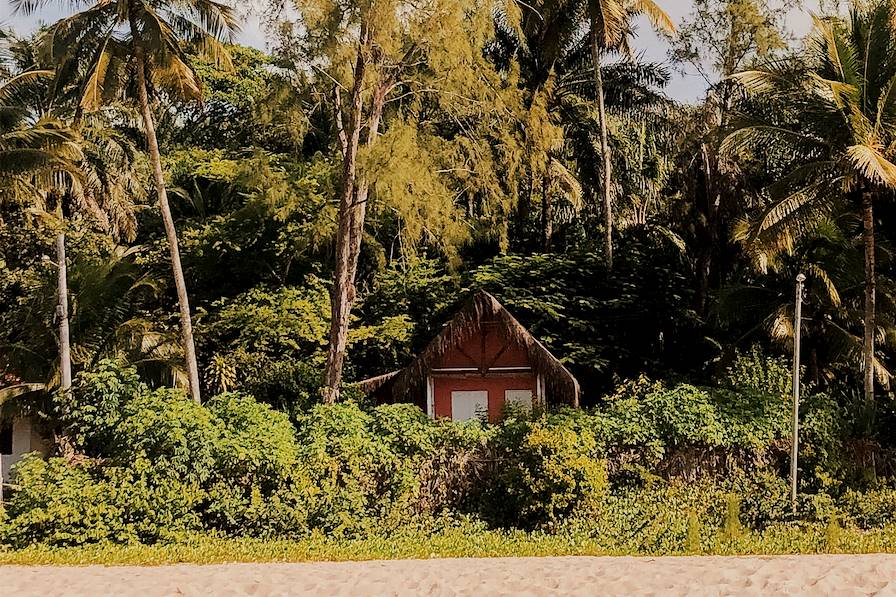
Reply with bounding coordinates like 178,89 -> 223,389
453,343 -> 478,367
484,337 -> 512,374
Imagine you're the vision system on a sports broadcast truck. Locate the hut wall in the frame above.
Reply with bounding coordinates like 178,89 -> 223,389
432,373 -> 537,422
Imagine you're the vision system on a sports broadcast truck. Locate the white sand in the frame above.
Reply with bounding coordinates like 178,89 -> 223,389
3,555 -> 896,596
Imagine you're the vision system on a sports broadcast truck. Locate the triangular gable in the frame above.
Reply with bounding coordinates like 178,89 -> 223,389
374,291 -> 579,407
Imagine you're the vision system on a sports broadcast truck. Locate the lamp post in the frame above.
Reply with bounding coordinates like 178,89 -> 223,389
790,273 -> 806,516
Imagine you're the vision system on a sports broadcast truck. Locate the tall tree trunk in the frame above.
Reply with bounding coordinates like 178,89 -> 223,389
590,21 -> 613,271
322,32 -> 370,404
131,31 -> 202,403
694,142 -> 718,315
862,190 -> 876,403
56,232 -> 71,394
348,84 -> 387,281
694,84 -> 733,317
541,171 -> 553,251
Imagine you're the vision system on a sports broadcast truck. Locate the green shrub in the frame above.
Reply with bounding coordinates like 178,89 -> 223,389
369,403 -> 440,457
723,347 -> 792,398
825,516 -> 842,550
207,393 -> 299,489
112,388 -> 219,485
722,494 -> 743,543
586,480 -> 729,553
685,510 -> 702,553
839,486 -> 896,528
2,458 -> 121,547
598,377 -> 790,476
486,417 -> 607,530
202,393 -> 306,537
292,403 -> 419,536
203,482 -> 309,539
10,362 -> 896,554
799,391 -> 849,491
1,456 -> 201,548
732,471 -> 791,528
414,419 -> 491,514
54,359 -> 145,453
370,404 -> 490,514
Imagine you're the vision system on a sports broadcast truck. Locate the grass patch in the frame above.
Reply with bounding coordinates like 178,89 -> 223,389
5,524 -> 896,565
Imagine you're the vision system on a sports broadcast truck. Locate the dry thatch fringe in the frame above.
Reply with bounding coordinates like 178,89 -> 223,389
356,371 -> 400,395
373,290 -> 579,407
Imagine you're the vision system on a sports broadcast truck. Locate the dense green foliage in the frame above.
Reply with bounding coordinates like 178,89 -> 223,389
3,356 -> 896,552
4,0 -> 896,404
2,362 -> 607,546
4,0 -> 896,558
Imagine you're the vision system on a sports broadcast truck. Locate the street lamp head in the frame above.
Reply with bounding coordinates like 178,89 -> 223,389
40,255 -> 51,263
796,273 -> 806,283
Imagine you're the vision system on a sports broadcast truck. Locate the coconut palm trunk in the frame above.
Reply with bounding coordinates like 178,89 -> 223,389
590,22 -> 614,271
862,189 -> 876,402
541,171 -> 553,251
56,232 -> 72,394
131,29 -> 202,403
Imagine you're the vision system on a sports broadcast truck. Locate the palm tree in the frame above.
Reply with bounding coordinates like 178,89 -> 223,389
718,212 -> 896,389
586,0 -> 675,270
725,0 -> 896,402
491,0 -> 672,252
1,57 -> 87,396
14,0 -> 240,402
0,72 -> 83,211
2,239 -> 186,391
3,29 -> 150,399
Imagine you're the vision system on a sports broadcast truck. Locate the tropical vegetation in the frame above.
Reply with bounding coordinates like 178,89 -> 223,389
3,0 -> 896,559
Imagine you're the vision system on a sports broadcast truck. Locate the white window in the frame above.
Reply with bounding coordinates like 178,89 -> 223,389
451,390 -> 489,422
505,389 -> 533,410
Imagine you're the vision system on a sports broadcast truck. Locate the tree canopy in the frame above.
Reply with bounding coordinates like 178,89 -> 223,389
2,0 -> 896,412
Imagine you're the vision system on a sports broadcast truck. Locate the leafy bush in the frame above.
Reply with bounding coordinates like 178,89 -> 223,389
8,359 -> 896,554
839,487 -> 896,528
2,456 -> 201,547
722,347 -> 792,398
574,376 -> 791,482
54,359 -> 146,453
292,403 -> 421,535
581,480 -> 729,553
207,393 -> 299,489
731,471 -> 791,528
485,417 -> 607,530
202,483 -> 309,539
201,394 -> 306,537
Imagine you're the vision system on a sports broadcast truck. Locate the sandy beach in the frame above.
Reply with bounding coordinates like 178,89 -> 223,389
3,554 -> 896,596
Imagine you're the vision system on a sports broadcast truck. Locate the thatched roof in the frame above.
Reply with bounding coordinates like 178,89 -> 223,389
356,370 -> 400,395
364,291 -> 579,407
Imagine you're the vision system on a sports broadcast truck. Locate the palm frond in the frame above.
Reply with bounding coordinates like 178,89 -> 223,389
846,143 -> 896,187
631,0 -> 675,35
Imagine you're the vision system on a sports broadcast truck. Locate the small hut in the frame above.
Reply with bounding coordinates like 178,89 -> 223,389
360,291 -> 579,421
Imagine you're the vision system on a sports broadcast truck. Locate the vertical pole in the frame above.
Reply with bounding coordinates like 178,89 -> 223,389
57,233 -> 72,394
790,273 -> 805,516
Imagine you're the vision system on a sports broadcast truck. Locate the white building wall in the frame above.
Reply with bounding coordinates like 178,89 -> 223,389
1,417 -> 48,490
